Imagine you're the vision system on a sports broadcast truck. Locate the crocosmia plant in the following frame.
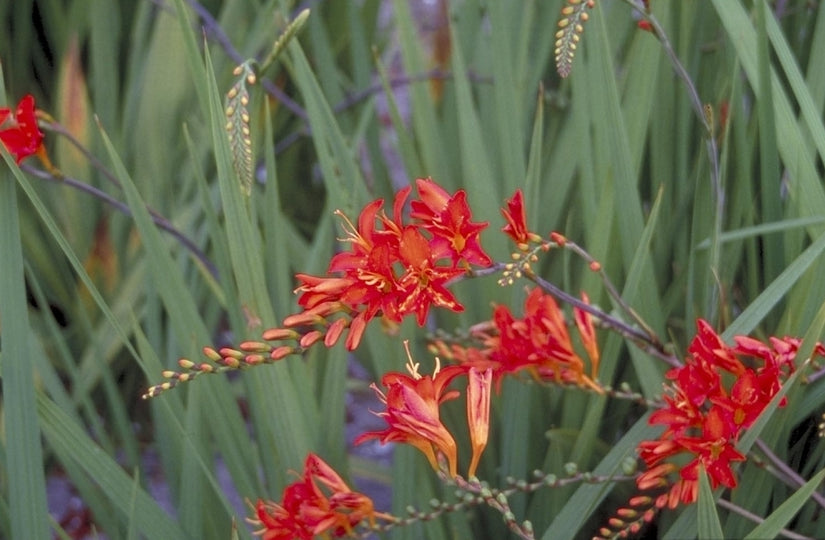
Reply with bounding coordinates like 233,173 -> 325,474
2,1 -> 825,540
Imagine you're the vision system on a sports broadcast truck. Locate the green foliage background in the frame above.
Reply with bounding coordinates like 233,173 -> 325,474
1,0 -> 824,538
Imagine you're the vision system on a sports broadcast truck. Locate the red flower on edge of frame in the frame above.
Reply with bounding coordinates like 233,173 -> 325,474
635,319 -> 825,509
0,94 -> 44,164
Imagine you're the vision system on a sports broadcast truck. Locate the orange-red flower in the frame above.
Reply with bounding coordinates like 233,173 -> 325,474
500,189 -> 531,246
288,179 -> 491,350
355,346 -> 493,479
409,177 -> 492,267
395,225 -> 465,325
0,94 -> 44,164
635,320 -> 825,508
249,453 -> 390,539
441,287 -> 601,391
355,357 -> 465,477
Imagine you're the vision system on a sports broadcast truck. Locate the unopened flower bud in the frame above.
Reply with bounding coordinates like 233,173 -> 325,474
202,347 -> 222,361
240,341 -> 271,352
270,346 -> 293,360
262,327 -> 300,341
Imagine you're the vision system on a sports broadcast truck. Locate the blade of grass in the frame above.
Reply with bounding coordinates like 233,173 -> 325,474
744,468 -> 825,540
755,0 -> 783,285
287,37 -> 369,213
391,0 -> 450,181
37,392 -> 189,540
0,156 -> 51,540
711,0 -> 825,239
723,230 -> 825,338
524,86 -> 543,213
589,2 -> 664,327
694,217 -> 825,249
489,0 -> 526,194
697,467 -> 725,540
95,118 -> 263,516
203,43 -> 318,474
541,413 -> 660,539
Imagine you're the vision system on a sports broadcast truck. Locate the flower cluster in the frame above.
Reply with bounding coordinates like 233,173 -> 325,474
355,346 -> 492,478
598,321 -> 825,537
431,286 -> 601,392
249,453 -> 392,539
0,94 -> 44,164
636,320 -> 824,507
143,178 -> 494,398
285,177 -> 492,350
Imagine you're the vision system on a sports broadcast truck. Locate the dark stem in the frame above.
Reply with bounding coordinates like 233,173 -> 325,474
22,164 -> 218,279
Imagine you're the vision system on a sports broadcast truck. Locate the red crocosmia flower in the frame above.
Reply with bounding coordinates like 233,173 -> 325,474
633,319 -> 825,510
454,287 -> 602,391
287,179 -> 491,350
249,453 -> 390,539
501,189 -> 531,246
0,94 -> 44,164
409,177 -> 492,267
355,355 -> 465,478
396,226 -> 465,325
688,319 -> 745,375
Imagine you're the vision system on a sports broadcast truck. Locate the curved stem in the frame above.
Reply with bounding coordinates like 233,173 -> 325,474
22,164 -> 218,279
469,263 -> 681,368
715,498 -> 814,540
622,0 -> 725,313
562,238 -> 661,348
754,438 -> 825,511
528,272 -> 681,368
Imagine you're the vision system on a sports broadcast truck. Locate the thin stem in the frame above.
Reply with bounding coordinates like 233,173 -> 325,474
468,262 -> 681,367
805,363 -> 825,384
754,438 -> 825,511
715,498 -> 814,540
622,0 -> 724,313
147,0 -> 309,120
333,68 -> 492,114
37,118 -> 122,191
562,238 -> 661,348
366,469 -> 636,536
22,164 -> 218,279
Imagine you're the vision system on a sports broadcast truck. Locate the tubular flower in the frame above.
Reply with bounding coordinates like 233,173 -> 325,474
0,94 -> 44,164
288,179 -> 491,350
634,319 -> 825,508
249,453 -> 391,539
466,367 -> 492,478
439,287 -> 602,392
500,188 -> 534,247
355,351 -> 465,477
